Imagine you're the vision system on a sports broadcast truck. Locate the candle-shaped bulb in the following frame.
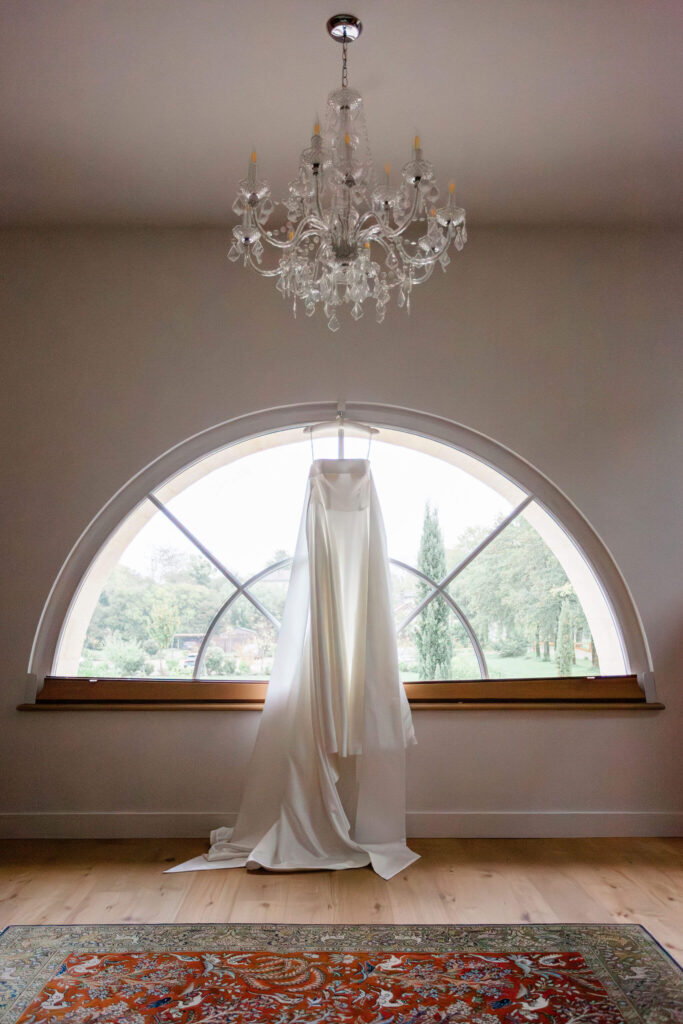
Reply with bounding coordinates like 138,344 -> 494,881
344,132 -> 351,146
248,150 -> 257,187
288,229 -> 295,241
449,180 -> 455,195
311,121 -> 322,156
430,207 -> 436,217
364,241 -> 370,249
414,135 -> 421,151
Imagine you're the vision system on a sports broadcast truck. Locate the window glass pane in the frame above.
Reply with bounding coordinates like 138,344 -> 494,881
79,502 -> 232,678
196,595 -> 278,679
448,516 -> 601,678
398,605 -> 481,682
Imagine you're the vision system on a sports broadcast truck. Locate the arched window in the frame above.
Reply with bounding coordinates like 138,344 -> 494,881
30,404 -> 654,707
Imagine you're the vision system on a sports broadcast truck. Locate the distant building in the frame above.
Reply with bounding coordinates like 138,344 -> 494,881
172,626 -> 257,656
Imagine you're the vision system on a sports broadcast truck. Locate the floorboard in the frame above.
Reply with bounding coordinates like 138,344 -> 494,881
0,837 -> 680,965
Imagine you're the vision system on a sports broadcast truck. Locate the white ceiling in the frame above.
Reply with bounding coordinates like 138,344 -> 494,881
1,0 -> 681,226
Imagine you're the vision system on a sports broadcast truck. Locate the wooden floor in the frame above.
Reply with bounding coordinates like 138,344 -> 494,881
1,837 -> 681,965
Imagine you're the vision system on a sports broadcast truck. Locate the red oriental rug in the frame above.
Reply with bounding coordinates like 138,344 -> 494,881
1,923 -> 681,1023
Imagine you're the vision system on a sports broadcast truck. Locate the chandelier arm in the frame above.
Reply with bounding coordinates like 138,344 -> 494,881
246,234 -> 327,279
358,222 -> 388,244
395,245 -> 447,270
356,210 -> 379,231
262,227 -> 326,254
360,209 -> 393,238
361,236 -> 434,285
297,228 -> 328,244
362,232 -> 394,262
246,250 -> 286,278
249,210 -> 327,251
406,263 -> 435,286
393,232 -> 451,269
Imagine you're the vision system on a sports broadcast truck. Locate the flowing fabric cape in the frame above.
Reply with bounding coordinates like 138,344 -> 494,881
170,459 -> 418,880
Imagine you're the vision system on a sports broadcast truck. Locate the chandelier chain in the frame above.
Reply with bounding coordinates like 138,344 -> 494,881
341,34 -> 348,88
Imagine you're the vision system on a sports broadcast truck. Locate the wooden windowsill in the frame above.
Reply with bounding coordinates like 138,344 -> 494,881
17,674 -> 662,712
17,700 -> 664,711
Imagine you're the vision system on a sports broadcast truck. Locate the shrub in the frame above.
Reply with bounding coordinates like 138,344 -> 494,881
494,635 -> 528,658
204,645 -> 228,676
102,633 -> 150,676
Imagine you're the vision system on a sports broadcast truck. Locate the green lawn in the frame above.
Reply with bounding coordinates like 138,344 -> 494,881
400,651 -> 597,682
82,649 -> 597,682
486,653 -> 596,679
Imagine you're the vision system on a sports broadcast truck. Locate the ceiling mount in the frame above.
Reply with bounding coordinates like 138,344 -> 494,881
326,14 -> 362,43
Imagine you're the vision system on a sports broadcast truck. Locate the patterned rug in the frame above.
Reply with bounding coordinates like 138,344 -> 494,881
0,924 -> 680,1023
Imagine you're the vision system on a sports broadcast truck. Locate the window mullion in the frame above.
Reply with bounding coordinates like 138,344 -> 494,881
147,493 -> 243,588
392,559 -> 488,677
147,493 -> 280,630
438,495 -> 533,591
193,560 -> 294,678
393,559 -> 442,634
192,589 -> 242,680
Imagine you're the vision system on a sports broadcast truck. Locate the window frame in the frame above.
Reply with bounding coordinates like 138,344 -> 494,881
25,402 -> 659,708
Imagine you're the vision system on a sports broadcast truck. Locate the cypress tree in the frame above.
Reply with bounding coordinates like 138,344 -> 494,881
415,504 -> 453,679
556,598 -> 574,676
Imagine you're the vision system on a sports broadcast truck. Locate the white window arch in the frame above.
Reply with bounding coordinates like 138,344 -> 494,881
30,403 -> 653,695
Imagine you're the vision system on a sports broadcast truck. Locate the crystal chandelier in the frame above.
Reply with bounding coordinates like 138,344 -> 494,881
229,14 -> 467,331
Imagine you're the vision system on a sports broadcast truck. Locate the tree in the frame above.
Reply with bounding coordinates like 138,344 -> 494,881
445,516 -> 599,675
415,504 -> 453,679
189,555 -> 213,586
85,565 -> 152,649
150,546 -> 189,583
556,599 -> 574,676
149,599 -> 179,652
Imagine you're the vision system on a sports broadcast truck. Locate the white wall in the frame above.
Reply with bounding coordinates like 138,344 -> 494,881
1,226 -> 681,838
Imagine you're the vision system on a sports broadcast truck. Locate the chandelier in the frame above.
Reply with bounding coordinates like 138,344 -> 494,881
228,14 -> 467,331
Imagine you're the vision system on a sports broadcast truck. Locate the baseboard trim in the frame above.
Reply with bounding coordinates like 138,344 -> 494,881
0,811 -> 680,840
405,811 -> 683,838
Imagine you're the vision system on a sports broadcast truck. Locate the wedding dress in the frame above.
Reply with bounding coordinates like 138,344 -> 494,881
170,458 -> 418,880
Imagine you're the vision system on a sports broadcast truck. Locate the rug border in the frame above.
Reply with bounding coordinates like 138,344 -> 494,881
0,920 -> 679,971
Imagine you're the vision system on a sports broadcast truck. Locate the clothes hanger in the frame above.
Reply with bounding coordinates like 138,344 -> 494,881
303,406 -> 379,460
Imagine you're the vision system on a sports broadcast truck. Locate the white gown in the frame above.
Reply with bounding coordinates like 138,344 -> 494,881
170,459 -> 418,880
